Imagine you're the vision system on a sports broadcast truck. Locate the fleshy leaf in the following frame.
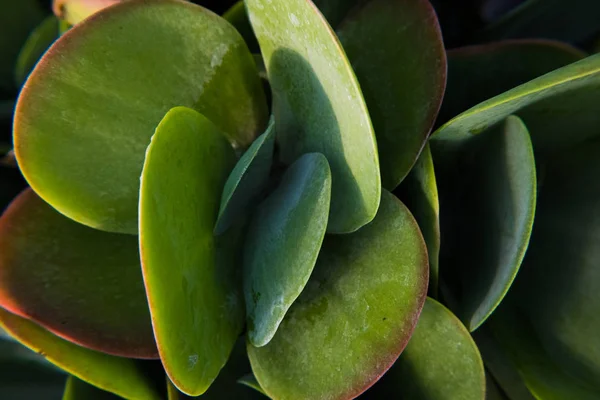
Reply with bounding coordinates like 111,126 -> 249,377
238,374 -> 267,396
15,0 -> 267,234
248,191 -> 428,400
439,39 -> 585,125
433,116 -> 536,331
223,1 -> 260,53
14,16 -> 60,87
364,298 -> 485,399
433,53 -> 600,157
53,0 -> 121,26
0,308 -> 161,400
215,119 -> 275,235
395,143 -> 440,297
336,0 -> 446,189
481,0 -> 600,44
62,376 -> 120,400
0,188 -> 156,358
0,0 -> 45,91
139,107 -> 243,396
246,0 -> 381,233
244,152 -> 331,347
490,137 -> 600,393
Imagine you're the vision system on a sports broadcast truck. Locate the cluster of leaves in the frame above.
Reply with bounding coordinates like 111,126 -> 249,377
1,0 -> 600,399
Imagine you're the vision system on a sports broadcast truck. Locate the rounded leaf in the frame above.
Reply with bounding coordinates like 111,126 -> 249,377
139,107 -> 243,396
244,152 -> 331,347
15,0 -> 267,234
336,0 -> 446,189
246,0 -> 381,233
0,188 -> 156,358
248,191 -> 428,400
365,298 -> 485,400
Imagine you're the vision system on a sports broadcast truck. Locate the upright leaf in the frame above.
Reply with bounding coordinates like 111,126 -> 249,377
0,189 -> 156,358
336,0 -> 446,189
15,0 -> 267,234
244,152 -> 331,347
139,107 -> 243,396
246,0 -> 381,233
62,376 -> 120,400
248,191 -> 428,400
14,16 -> 60,87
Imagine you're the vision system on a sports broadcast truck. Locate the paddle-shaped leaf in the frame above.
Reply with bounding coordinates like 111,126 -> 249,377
439,39 -> 585,125
244,152 -> 331,347
246,0 -> 381,233
336,0 -> 446,189
216,119 -> 275,235
0,188 -> 156,358
433,116 -> 536,331
433,54 -> 600,157
248,191 -> 428,400
140,107 -> 243,396
15,0 -> 267,234
364,298 -> 485,399
395,143 -> 440,297
62,376 -> 120,400
14,16 -> 60,87
0,308 -> 160,400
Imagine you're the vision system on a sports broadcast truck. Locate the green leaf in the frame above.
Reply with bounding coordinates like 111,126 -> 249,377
433,53 -> 600,158
0,188 -> 156,358
223,1 -> 260,53
494,136 -> 600,393
364,298 -> 485,400
62,376 -> 120,400
0,0 -> 45,91
439,39 -> 585,125
53,0 -> 121,26
238,374 -> 267,397
139,107 -> 243,396
486,373 -> 509,400
14,16 -> 60,87
248,191 -> 428,400
433,116 -> 536,331
395,143 -> 440,297
15,0 -> 267,234
215,119 -> 275,235
481,0 -> 600,44
244,152 -> 331,347
246,0 -> 381,233
336,0 -> 446,189
0,308 -> 161,400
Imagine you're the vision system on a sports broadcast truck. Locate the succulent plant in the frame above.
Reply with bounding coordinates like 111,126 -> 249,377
1,0 -> 600,399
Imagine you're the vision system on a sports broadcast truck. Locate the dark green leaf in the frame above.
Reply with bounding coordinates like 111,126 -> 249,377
216,119 -> 275,235
15,0 -> 267,234
336,0 -> 446,189
0,188 -> 156,358
247,0 -> 381,233
139,107 -> 243,396
364,298 -> 485,400
223,1 -> 260,53
433,116 -> 536,331
62,376 -> 120,400
244,152 -> 331,347
14,16 -> 60,87
248,191 -> 428,399
238,374 -> 267,396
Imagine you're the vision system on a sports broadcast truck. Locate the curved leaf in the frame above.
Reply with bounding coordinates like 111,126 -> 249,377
216,119 -> 275,235
139,107 -> 243,396
244,152 -> 331,347
247,0 -> 381,233
14,16 -> 59,87
440,39 -> 585,125
248,191 -> 428,400
433,54 -> 600,157
62,376 -> 120,400
238,374 -> 267,396
336,0 -> 446,189
223,1 -> 260,53
365,298 -> 485,399
15,0 -> 267,234
434,116 -> 536,331
0,308 -> 160,400
0,188 -> 156,358
395,143 -> 440,297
